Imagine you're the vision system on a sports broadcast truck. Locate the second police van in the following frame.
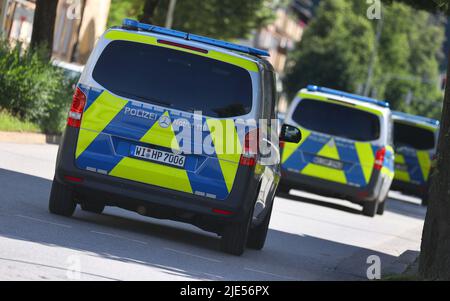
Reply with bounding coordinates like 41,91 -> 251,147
391,111 -> 439,206
48,19 -> 302,256
279,86 -> 395,217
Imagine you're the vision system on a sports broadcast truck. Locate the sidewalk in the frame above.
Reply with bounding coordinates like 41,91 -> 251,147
0,131 -> 60,145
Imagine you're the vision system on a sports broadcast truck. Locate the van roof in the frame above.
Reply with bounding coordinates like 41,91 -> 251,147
392,111 -> 440,127
121,19 -> 270,58
304,85 -> 390,108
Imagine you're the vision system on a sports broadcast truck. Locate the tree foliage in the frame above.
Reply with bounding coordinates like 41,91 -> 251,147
108,0 -> 277,40
284,0 -> 445,119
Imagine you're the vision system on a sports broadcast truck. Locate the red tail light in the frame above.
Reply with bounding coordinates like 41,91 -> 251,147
64,175 -> 84,183
212,208 -> 234,216
239,129 -> 259,166
67,87 -> 87,128
279,141 -> 285,149
374,147 -> 386,171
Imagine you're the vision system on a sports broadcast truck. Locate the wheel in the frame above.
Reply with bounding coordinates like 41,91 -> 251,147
421,196 -> 428,207
48,178 -> 76,217
247,200 -> 274,250
421,185 -> 429,207
81,202 -> 105,214
376,199 -> 386,215
220,209 -> 253,256
362,201 -> 378,217
276,183 -> 290,196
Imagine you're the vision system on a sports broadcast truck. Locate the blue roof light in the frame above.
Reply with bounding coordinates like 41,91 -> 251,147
121,19 -> 270,57
392,111 -> 440,127
306,85 -> 390,108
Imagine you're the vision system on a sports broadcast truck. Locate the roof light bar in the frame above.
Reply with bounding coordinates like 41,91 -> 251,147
306,85 -> 390,108
392,111 -> 440,126
122,19 -> 270,57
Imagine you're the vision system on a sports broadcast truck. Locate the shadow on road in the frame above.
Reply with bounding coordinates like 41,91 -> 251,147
276,191 -> 362,215
0,168 -> 414,280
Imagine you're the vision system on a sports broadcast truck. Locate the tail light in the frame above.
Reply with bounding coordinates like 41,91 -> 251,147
64,175 -> 84,183
239,129 -> 259,166
279,141 -> 285,149
212,208 -> 234,216
374,147 -> 386,171
67,87 -> 87,128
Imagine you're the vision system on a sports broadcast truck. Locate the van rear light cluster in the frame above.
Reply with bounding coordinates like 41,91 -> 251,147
212,208 -> 234,216
239,129 -> 259,166
67,87 -> 87,128
64,175 -> 84,183
374,147 -> 386,171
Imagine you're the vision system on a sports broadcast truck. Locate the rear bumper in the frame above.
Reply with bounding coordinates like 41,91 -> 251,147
280,167 -> 388,203
392,179 -> 426,198
54,127 -> 261,233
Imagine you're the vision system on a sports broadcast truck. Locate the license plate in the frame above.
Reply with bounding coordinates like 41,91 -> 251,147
312,156 -> 344,170
132,145 -> 186,168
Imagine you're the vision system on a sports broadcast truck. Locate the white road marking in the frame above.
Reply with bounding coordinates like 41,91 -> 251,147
244,267 -> 298,280
15,214 -> 72,229
90,230 -> 148,245
165,247 -> 221,263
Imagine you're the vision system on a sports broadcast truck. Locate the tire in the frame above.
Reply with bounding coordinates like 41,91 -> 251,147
81,202 -> 105,214
362,201 -> 378,217
376,199 -> 386,215
276,183 -> 290,196
48,179 -> 76,217
421,194 -> 428,207
220,209 -> 253,256
247,201 -> 274,250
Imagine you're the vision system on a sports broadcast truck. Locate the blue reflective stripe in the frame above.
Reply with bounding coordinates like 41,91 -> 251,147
404,154 -> 425,184
76,133 -> 123,173
336,143 -> 366,186
282,135 -> 325,172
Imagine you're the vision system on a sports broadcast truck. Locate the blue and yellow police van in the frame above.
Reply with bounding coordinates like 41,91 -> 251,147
279,86 -> 395,217
391,111 -> 439,205
48,19 -> 302,255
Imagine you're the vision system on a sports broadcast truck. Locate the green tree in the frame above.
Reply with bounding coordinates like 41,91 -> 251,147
283,0 -> 376,100
284,0 -> 445,120
383,0 -> 450,281
108,0 -> 277,40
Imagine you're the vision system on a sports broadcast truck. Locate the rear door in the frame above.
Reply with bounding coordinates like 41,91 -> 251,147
282,97 -> 382,188
393,121 -> 435,185
74,30 -> 259,201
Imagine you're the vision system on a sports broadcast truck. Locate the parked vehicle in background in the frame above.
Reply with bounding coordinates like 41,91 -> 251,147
279,86 -> 395,217
52,60 -> 84,82
391,111 -> 439,206
48,19 -> 302,256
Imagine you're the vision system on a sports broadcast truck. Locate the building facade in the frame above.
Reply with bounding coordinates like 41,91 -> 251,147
0,0 -> 110,65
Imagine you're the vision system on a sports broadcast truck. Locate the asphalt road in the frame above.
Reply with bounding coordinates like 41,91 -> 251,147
0,142 -> 426,281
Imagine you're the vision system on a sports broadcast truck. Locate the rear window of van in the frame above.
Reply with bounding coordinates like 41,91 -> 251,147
292,98 -> 381,141
92,40 -> 253,118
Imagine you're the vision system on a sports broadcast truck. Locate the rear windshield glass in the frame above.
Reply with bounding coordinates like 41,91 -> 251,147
292,98 -> 381,141
92,40 -> 253,118
394,121 -> 435,150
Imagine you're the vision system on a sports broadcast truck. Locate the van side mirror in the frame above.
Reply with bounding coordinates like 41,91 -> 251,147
280,124 -> 302,144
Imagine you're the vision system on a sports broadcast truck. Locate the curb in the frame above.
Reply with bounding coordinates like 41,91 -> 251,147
0,131 -> 61,145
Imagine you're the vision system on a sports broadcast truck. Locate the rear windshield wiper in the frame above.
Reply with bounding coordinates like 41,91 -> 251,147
113,90 -> 174,108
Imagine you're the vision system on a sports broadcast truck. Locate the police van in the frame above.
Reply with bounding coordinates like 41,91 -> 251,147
48,19 -> 301,256
391,111 -> 439,205
279,86 -> 394,217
